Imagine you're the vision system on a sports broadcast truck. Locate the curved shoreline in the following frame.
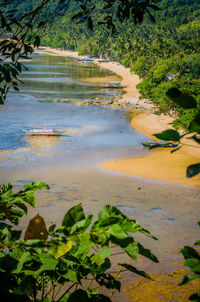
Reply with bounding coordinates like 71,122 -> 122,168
37,46 -> 200,187
100,112 -> 200,187
36,46 -> 154,110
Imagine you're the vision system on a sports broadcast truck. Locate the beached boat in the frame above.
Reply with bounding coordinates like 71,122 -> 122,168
26,129 -> 62,136
77,58 -> 93,63
142,141 -> 179,148
101,83 -> 126,89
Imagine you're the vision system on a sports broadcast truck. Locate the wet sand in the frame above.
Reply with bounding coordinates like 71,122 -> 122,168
100,112 -> 200,187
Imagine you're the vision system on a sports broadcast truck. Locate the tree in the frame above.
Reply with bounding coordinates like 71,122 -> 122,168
0,0 -> 160,103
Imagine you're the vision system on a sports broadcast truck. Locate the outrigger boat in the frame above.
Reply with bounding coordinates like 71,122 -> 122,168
142,141 -> 179,148
101,82 -> 126,89
26,128 -> 62,136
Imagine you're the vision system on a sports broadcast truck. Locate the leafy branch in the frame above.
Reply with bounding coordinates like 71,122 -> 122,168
0,182 -> 158,301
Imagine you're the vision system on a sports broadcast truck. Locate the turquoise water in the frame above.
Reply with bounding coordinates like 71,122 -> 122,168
0,53 -> 148,169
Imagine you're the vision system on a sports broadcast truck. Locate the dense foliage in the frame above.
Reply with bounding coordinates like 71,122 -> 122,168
0,182 -> 158,301
179,221 -> 200,301
38,0 -> 200,131
0,0 -> 160,103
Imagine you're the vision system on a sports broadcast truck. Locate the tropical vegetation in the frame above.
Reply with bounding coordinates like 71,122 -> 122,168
0,182 -> 158,301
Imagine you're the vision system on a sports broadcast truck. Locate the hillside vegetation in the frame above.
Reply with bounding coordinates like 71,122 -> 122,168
40,0 -> 200,130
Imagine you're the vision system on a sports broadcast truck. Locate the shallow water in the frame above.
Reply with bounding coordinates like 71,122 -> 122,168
0,54 -> 148,169
0,53 -> 199,302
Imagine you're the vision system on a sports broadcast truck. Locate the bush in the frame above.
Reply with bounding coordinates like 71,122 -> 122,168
0,182 -> 158,302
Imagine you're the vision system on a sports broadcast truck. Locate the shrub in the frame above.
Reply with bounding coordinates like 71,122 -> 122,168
0,182 -> 158,302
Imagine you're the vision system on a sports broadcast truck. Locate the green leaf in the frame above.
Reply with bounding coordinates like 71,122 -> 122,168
179,273 -> 200,285
15,275 -> 35,296
95,274 -> 121,291
189,291 -> 200,301
123,241 -> 139,260
154,129 -> 181,141
34,35 -> 40,48
120,263 -> 152,280
73,233 -> 93,258
181,246 -> 200,260
62,204 -> 85,234
138,243 -> 159,263
14,202 -> 27,214
60,294 -> 70,302
97,205 -> 125,221
23,181 -> 49,192
48,224 -> 56,235
12,251 -> 31,274
187,164 -> 200,178
70,214 -> 93,234
48,239 -> 72,259
91,247 -> 111,266
166,88 -> 196,109
24,239 -> 45,247
189,118 -> 200,133
195,240 -> 200,245
107,224 -> 127,239
139,227 -> 158,240
166,87 -> 181,100
90,294 -> 112,302
38,252 -> 58,272
63,269 -> 78,283
184,258 -> 200,268
68,289 -> 89,302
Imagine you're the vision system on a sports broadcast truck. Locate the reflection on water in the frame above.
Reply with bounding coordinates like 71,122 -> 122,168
0,53 -> 148,170
27,136 -> 64,151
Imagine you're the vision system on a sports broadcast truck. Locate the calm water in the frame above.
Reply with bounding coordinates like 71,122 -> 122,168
0,53 -> 199,299
0,53 -> 148,169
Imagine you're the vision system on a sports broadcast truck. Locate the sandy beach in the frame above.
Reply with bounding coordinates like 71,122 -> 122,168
37,46 -> 153,109
37,46 -> 200,187
100,112 -> 200,187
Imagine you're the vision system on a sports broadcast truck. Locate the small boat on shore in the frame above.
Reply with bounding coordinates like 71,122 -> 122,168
26,129 -> 62,136
142,141 -> 179,148
101,82 -> 126,89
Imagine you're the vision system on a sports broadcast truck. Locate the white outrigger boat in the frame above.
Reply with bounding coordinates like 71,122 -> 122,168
26,128 -> 62,136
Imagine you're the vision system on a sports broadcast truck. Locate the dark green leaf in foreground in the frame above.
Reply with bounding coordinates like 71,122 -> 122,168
179,273 -> 200,285
192,135 -> 200,145
189,115 -> 200,133
166,88 -> 197,109
95,274 -> 121,291
62,203 -> 85,234
68,289 -> 89,302
181,246 -> 200,260
166,87 -> 182,99
120,263 -> 152,280
189,292 -> 200,302
91,246 -> 111,265
154,129 -> 181,141
138,243 -> 159,263
90,294 -> 112,302
186,163 -> 200,178
23,181 -> 49,191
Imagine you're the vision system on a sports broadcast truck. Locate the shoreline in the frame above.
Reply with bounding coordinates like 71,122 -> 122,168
100,112 -> 200,187
37,46 -> 200,187
36,46 -> 154,110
